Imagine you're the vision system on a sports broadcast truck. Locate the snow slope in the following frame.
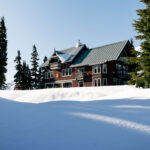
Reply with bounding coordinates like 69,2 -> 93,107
0,85 -> 150,103
0,86 -> 150,150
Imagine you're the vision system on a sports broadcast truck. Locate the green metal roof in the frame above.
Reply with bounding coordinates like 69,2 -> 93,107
71,40 -> 129,67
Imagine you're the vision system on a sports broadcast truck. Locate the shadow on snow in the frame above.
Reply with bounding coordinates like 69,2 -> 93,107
0,97 -> 150,150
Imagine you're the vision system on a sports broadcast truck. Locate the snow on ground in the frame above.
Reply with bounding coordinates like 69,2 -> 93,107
0,86 -> 150,150
6,82 -> 15,90
0,85 -> 150,103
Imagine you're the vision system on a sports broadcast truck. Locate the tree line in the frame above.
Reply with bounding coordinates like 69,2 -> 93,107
14,46 -> 48,89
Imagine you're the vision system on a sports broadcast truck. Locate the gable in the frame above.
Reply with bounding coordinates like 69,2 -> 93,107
42,45 -> 85,67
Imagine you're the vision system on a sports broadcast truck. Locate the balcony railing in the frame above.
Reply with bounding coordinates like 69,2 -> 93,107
50,62 -> 61,70
76,72 -> 87,81
116,70 -> 129,79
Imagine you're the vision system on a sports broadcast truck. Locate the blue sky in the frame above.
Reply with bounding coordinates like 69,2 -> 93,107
0,0 -> 144,82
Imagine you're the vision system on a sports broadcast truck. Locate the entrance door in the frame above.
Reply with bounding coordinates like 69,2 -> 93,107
63,83 -> 72,88
79,81 -> 84,87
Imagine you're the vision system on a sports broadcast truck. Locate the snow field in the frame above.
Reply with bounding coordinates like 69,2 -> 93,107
0,85 -> 150,150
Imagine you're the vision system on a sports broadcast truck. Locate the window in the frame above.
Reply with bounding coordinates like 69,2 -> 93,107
93,78 -> 101,86
62,69 -> 66,76
116,64 -> 122,74
113,78 -> 121,85
102,78 -> 107,86
66,68 -> 68,76
45,72 -> 49,79
116,64 -> 128,75
116,64 -> 122,70
63,83 -> 72,88
102,64 -> 107,74
50,72 -> 54,78
78,68 -> 84,73
69,68 -> 72,75
93,64 -> 101,74
45,71 -> 54,79
94,80 -> 97,86
62,68 -> 72,76
79,81 -> 84,87
123,66 -> 128,75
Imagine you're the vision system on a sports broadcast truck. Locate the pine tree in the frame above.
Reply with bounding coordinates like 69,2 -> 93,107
26,65 -> 32,89
14,50 -> 23,89
0,17 -> 7,89
37,67 -> 42,89
128,0 -> 150,88
31,45 -> 39,89
43,56 -> 48,63
22,61 -> 28,89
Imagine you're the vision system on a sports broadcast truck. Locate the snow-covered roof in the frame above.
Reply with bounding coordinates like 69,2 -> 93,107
42,44 -> 85,67
55,51 -> 74,63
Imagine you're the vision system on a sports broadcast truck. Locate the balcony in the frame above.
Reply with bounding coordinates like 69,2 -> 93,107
116,70 -> 129,79
50,62 -> 61,70
76,72 -> 87,81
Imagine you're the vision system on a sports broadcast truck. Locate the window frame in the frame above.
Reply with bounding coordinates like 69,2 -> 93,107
92,64 -> 101,74
93,78 -> 101,87
78,81 -> 84,87
62,68 -> 72,77
45,71 -> 54,79
102,64 -> 107,74
78,67 -> 85,73
102,78 -> 107,86
50,71 -> 54,78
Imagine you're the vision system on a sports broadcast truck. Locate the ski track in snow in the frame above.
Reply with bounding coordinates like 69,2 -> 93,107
113,105 -> 150,109
70,112 -> 150,135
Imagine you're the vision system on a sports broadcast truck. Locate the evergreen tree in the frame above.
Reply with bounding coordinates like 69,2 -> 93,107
26,65 -> 32,89
37,66 -> 42,89
128,0 -> 150,88
22,61 -> 28,89
0,17 -> 7,89
31,45 -> 39,89
43,56 -> 48,63
14,50 -> 22,88
21,61 -> 32,90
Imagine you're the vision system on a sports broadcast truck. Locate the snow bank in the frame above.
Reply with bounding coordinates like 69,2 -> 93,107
1,85 -> 150,150
0,85 -> 150,103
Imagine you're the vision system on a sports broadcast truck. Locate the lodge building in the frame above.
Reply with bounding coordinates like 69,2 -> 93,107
42,40 -> 133,88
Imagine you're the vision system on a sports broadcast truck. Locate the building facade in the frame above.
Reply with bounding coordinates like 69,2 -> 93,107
42,40 -> 133,88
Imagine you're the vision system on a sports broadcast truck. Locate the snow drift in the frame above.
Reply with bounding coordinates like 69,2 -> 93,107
0,86 -> 150,150
0,85 -> 150,103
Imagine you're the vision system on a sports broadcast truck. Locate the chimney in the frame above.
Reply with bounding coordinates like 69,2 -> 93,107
76,40 -> 82,48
